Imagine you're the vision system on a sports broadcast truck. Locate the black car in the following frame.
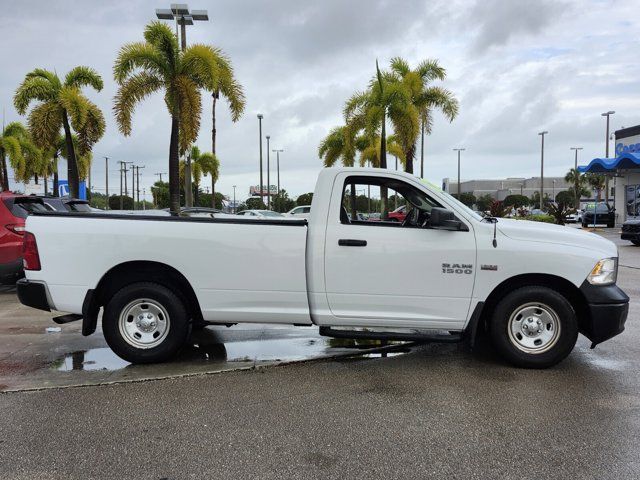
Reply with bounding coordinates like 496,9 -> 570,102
621,219 -> 640,246
582,203 -> 615,228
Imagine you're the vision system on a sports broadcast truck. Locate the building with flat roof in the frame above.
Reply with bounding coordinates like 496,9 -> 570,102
442,176 -> 584,202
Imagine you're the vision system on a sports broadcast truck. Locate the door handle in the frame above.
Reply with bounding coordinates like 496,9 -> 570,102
338,239 -> 367,247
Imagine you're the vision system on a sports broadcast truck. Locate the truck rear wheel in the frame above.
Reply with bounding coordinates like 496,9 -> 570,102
490,286 -> 578,368
103,282 -> 191,364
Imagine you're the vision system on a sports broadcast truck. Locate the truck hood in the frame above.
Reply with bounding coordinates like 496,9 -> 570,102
496,218 -> 617,256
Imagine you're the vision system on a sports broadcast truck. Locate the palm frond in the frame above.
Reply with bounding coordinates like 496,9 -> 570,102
13,77 -> 57,114
1,136 -> 24,179
174,75 -> 202,153
27,102 -> 63,149
113,72 -> 164,135
389,57 -> 410,77
113,42 -> 168,84
64,66 -> 104,91
3,122 -> 28,139
143,21 -> 178,71
76,100 -> 105,155
25,69 -> 61,88
180,44 -> 221,89
59,87 -> 89,131
416,59 -> 446,82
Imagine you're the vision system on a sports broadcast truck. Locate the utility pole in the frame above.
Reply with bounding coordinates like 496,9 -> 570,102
154,172 -> 166,183
272,149 -> 283,194
266,135 -> 271,209
104,157 -> 109,210
233,185 -> 236,214
257,114 -> 263,205
131,163 -> 136,210
453,148 -> 465,198
136,166 -> 145,206
538,131 -> 548,210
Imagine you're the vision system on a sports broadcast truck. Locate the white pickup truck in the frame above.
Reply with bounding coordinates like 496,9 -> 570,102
17,168 -> 629,368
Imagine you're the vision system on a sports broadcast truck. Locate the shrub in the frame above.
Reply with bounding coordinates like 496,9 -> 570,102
525,214 -> 555,223
503,194 -> 529,208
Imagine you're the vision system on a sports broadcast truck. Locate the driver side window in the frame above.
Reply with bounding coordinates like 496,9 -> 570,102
340,175 -> 442,227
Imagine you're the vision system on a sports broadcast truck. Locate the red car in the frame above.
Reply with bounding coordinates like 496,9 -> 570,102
0,193 -> 50,284
388,205 -> 407,222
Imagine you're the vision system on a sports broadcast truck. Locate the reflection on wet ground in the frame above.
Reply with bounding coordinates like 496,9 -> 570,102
52,328 -> 412,372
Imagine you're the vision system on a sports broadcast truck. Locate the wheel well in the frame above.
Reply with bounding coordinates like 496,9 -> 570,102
84,261 -> 203,335
479,274 -> 589,332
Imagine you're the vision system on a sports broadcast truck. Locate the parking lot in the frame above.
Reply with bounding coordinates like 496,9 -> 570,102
0,228 -> 639,479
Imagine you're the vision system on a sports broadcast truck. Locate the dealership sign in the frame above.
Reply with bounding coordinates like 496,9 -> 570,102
249,185 -> 278,196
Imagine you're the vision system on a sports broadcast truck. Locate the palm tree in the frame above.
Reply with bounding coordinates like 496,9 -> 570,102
585,173 -> 606,203
355,134 -> 404,167
318,125 -> 357,167
388,57 -> 458,176
14,67 -> 104,198
181,146 -> 219,206
208,50 -> 245,159
114,21 -> 230,214
564,168 -> 589,209
0,122 -> 41,191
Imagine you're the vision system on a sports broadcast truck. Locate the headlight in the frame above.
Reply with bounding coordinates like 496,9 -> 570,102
587,258 -> 618,285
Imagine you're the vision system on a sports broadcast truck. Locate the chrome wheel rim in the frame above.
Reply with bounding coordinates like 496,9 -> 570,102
118,298 -> 170,349
507,302 -> 560,354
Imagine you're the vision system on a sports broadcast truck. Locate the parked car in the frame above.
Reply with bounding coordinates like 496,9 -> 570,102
621,219 -> 640,246
0,193 -> 52,284
42,197 -> 94,212
236,209 -> 284,218
388,205 -> 407,222
582,203 -> 615,228
286,205 -> 311,219
17,168 -> 629,369
565,210 -> 582,223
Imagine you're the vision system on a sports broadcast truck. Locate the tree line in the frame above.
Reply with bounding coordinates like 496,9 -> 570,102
0,21 -> 245,214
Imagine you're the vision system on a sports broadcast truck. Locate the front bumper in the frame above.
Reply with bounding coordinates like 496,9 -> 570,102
579,281 -> 629,347
621,232 -> 640,241
16,279 -> 51,312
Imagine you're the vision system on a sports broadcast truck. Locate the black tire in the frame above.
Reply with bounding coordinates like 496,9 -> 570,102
102,282 -> 191,364
632,240 -> 640,246
607,222 -> 614,228
582,220 -> 588,228
489,286 -> 578,368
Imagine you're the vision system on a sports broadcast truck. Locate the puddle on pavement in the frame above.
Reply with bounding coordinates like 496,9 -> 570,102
51,330 -> 412,372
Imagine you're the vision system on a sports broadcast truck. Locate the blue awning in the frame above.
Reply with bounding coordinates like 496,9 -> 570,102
578,152 -> 640,173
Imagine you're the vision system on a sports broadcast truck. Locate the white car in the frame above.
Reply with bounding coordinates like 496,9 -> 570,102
17,168 -> 628,368
286,205 -> 311,219
236,209 -> 284,218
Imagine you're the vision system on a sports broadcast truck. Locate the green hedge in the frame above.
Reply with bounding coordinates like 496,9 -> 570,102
524,214 -> 555,223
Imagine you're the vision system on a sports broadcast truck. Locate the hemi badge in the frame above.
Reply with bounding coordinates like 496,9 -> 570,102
481,264 -> 498,271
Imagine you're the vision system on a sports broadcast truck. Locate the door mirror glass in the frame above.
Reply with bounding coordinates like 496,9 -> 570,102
429,207 -> 462,231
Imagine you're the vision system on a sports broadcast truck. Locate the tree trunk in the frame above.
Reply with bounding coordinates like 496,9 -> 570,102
53,155 -> 59,197
404,143 -> 415,175
379,111 -> 388,220
0,147 -> 8,191
575,177 -> 580,210
44,175 -> 48,196
169,115 -> 180,214
350,182 -> 356,219
212,91 -> 218,209
211,180 -> 216,209
34,174 -> 39,184
61,111 -> 79,198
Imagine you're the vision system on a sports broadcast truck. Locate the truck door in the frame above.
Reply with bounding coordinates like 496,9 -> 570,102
323,173 -> 476,330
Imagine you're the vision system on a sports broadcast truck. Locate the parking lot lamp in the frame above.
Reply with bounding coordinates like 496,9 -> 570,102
538,131 -> 548,210
272,149 -> 283,194
257,114 -> 263,204
155,5 -> 209,51
570,147 -> 583,209
266,135 -> 271,209
233,185 -> 236,213
453,148 -> 465,198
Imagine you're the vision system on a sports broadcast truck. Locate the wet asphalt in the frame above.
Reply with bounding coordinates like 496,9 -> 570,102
1,228 -> 639,479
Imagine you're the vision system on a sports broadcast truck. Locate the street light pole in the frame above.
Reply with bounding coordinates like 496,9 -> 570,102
272,149 -> 283,195
131,163 -> 136,210
570,147 -> 584,209
266,135 -> 271,209
601,111 -> 615,204
104,157 -> 109,210
257,114 -> 263,205
136,165 -> 145,206
232,185 -> 236,213
538,131 -> 548,210
453,148 -> 465,198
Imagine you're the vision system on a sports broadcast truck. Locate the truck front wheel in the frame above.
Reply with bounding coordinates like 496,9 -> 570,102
490,286 -> 578,368
103,282 -> 191,364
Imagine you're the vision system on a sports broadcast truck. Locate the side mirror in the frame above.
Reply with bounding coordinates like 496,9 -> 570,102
429,207 -> 462,231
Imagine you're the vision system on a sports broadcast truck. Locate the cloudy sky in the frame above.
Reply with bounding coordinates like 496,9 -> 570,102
1,0 -> 639,201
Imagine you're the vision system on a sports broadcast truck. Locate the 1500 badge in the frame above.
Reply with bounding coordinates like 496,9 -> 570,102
442,263 -> 473,274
